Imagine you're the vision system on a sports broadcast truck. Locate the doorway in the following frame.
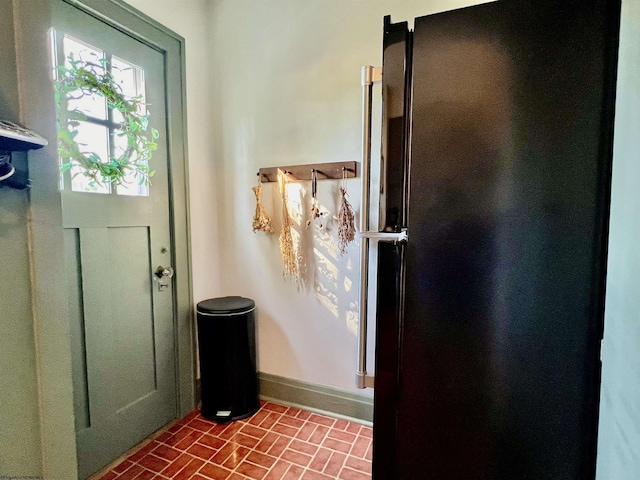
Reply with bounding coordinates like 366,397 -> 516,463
52,0 -> 194,477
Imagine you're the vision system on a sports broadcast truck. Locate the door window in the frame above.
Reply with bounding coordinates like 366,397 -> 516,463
55,34 -> 149,196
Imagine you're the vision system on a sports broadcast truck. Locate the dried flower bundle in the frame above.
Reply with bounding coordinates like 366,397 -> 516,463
279,172 -> 297,278
306,198 -> 327,228
252,184 -> 273,233
337,185 -> 356,255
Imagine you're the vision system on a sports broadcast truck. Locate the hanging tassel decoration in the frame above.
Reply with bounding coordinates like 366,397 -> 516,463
279,170 -> 297,278
337,168 -> 356,255
252,174 -> 273,233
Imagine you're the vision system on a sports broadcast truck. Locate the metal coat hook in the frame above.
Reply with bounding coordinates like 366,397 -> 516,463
311,169 -> 318,198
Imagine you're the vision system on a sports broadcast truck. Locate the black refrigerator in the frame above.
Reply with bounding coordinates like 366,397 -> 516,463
367,1 -> 621,478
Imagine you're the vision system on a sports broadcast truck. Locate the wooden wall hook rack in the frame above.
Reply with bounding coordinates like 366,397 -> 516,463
257,161 -> 357,183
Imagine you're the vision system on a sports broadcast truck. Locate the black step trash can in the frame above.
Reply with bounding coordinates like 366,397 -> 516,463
196,296 -> 260,423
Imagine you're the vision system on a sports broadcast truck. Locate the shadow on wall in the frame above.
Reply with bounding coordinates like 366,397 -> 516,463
278,178 -> 360,336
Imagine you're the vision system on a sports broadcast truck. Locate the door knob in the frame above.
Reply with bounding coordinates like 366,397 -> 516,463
154,266 -> 174,279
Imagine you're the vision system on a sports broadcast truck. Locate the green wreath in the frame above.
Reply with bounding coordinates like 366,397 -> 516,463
55,54 -> 158,187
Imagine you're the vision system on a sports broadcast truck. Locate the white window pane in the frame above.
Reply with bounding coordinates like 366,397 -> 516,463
111,56 -> 149,197
114,129 -> 149,197
111,56 -> 146,125
63,36 -> 107,120
70,121 -> 110,194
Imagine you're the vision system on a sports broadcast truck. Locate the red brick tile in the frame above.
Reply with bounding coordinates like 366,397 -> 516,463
349,436 -> 370,458
127,442 -> 158,463
112,459 -> 134,473
322,437 -> 352,454
174,429 -> 206,450
255,432 -> 279,453
117,465 -> 144,480
281,449 -> 312,467
219,422 -> 244,440
240,424 -> 269,439
309,447 -> 332,472
259,412 -> 282,430
199,462 -> 232,479
248,409 -> 271,426
173,457 -> 205,480
302,470 -> 333,480
152,443 -> 182,461
308,426 -> 329,445
199,433 -> 226,450
295,422 -> 317,442
138,453 -> 170,472
328,429 -> 356,444
133,469 -> 156,480
278,416 -> 304,429
230,433 -> 260,449
235,461 -> 269,480
247,409 -> 269,427
296,410 -> 311,421
272,423 -> 298,438
289,439 -> 318,456
264,402 -> 288,414
307,414 -> 335,428
345,423 -> 361,435
359,426 -> 372,438
228,474 -> 249,480
187,442 -> 216,460
210,423 -> 231,436
211,442 -> 240,465
168,422 -> 185,434
267,435 -> 291,458
165,427 -> 198,447
222,446 -> 251,469
245,451 -> 277,469
365,443 -> 372,461
283,465 -> 304,479
98,472 -> 117,480
264,460 -> 292,480
285,406 -> 302,417
338,468 -> 370,480
189,418 -> 214,432
345,455 -> 372,474
156,431 -> 174,444
333,419 -> 349,431
323,452 -> 346,477
160,452 -> 193,477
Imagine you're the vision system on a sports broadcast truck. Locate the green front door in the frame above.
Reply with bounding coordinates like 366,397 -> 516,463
54,2 -> 178,477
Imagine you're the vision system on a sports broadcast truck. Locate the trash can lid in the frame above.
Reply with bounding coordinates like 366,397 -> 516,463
197,296 -> 255,315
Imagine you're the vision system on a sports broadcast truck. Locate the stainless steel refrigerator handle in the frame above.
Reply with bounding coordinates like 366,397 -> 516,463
356,66 -> 381,390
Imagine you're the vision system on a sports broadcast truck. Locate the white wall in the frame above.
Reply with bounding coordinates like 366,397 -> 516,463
596,1 -> 640,478
125,0 -> 222,304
